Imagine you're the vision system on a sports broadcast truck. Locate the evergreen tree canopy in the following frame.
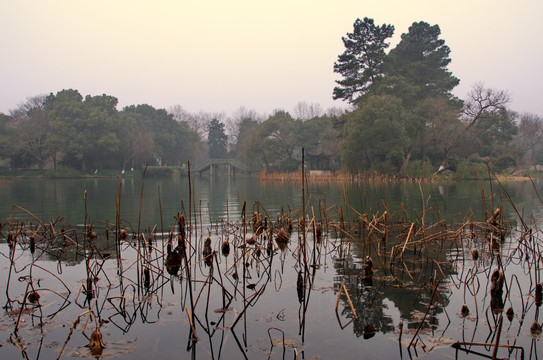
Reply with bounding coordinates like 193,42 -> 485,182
208,118 -> 228,159
382,21 -> 459,104
333,17 -> 394,104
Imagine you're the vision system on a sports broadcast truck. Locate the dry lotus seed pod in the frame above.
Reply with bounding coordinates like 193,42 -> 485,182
461,304 -> 469,317
530,320 -> 542,335
471,248 -> 479,261
89,329 -> 106,356
506,307 -> 514,321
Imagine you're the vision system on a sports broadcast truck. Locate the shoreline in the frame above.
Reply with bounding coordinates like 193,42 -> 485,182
0,169 -> 539,182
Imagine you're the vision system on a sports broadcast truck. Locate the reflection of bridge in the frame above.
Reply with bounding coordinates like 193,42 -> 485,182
192,159 -> 257,176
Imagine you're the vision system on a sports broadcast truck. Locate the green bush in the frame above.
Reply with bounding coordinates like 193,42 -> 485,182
403,160 -> 434,178
44,166 -> 84,178
279,159 -> 300,172
454,160 -> 488,180
386,148 -> 404,169
492,156 -> 516,173
447,156 -> 461,172
0,169 -> 44,178
369,160 -> 395,175
145,166 -> 182,177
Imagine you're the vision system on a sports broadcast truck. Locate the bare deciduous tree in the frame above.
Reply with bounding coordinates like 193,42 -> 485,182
292,101 -> 323,120
436,83 -> 510,173
225,106 -> 263,150
168,104 -> 189,122
462,83 -> 510,129
325,106 -> 349,117
172,110 -> 218,141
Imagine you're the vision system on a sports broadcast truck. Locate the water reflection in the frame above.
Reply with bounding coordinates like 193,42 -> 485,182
5,177 -> 536,226
333,220 -> 455,341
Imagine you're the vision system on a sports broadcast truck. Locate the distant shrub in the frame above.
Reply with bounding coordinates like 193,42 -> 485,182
447,156 -> 461,172
88,169 -> 128,177
454,160 -> 488,180
0,169 -> 43,178
44,166 -> 84,178
145,166 -> 182,177
403,160 -> 434,179
370,160 -> 395,175
279,159 -> 299,172
492,156 -> 516,173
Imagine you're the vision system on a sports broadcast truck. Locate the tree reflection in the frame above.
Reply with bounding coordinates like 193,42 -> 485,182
333,216 -> 458,339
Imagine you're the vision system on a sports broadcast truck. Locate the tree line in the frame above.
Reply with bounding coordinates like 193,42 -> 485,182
1,19 -> 542,177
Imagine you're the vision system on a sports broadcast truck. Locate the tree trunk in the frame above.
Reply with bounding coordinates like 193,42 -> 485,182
435,147 -> 453,174
400,148 -> 413,176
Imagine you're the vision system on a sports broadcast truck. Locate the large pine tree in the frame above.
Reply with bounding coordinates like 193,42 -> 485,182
333,17 -> 394,105
381,21 -> 459,104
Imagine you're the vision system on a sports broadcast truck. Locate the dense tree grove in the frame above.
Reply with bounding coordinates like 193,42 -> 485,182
332,19 -> 533,175
0,89 -> 201,172
0,18 -> 541,177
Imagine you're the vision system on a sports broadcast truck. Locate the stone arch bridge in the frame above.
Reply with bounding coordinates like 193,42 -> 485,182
192,159 -> 257,176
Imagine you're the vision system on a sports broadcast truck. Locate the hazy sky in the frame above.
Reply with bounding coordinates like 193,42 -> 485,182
1,0 -> 542,117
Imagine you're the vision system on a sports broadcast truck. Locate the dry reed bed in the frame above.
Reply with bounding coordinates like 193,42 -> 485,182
259,170 -> 434,183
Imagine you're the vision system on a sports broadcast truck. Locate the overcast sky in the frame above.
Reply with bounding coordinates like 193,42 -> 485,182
1,0 -> 542,117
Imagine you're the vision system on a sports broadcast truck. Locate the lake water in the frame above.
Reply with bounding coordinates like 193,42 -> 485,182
0,176 -> 542,359
3,176 -> 542,226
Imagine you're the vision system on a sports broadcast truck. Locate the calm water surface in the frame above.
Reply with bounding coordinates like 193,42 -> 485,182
3,176 -> 542,225
0,176 -> 541,359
